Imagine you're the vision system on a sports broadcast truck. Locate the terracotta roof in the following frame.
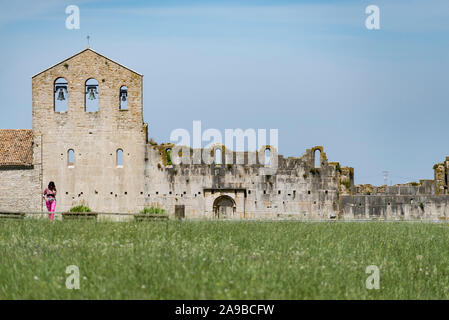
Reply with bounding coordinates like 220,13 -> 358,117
0,130 -> 34,167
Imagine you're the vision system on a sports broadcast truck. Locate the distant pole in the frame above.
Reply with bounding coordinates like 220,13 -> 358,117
382,171 -> 389,186
87,35 -> 90,48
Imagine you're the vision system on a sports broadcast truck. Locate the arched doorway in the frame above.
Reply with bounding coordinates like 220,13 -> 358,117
213,195 -> 236,219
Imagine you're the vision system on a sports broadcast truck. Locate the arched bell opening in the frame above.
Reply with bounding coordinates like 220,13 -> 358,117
85,78 -> 99,112
120,85 -> 128,110
54,77 -> 68,112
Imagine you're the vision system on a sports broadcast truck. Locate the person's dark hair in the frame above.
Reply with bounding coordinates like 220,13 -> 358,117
48,181 -> 56,191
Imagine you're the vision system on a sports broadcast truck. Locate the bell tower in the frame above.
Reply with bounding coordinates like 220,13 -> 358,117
32,48 -> 147,213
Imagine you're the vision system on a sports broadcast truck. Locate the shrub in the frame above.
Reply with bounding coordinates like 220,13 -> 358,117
336,163 -> 342,174
166,149 -> 172,165
140,207 -> 167,215
341,180 -> 351,190
70,205 -> 91,213
419,202 -> 425,211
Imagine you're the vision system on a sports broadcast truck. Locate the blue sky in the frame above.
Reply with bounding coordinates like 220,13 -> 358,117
0,0 -> 448,185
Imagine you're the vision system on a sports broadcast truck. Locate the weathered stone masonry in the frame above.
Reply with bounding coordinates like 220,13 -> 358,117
0,130 -> 41,212
1,48 -> 448,220
31,49 -> 147,213
145,145 -> 343,219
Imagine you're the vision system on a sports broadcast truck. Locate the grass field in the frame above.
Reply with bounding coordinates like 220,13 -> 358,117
0,219 -> 448,299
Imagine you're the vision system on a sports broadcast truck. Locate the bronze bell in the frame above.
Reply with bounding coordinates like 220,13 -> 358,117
120,89 -> 127,102
88,88 -> 96,100
57,88 -> 65,101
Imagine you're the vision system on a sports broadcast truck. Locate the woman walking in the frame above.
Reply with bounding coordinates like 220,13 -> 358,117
43,181 -> 57,220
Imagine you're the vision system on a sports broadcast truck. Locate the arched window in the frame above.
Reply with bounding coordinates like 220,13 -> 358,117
117,149 -> 123,167
314,149 -> 321,168
215,148 -> 222,165
120,86 -> 128,110
85,78 -> 99,112
68,149 -> 75,167
166,148 -> 172,165
265,148 -> 271,166
54,78 -> 68,112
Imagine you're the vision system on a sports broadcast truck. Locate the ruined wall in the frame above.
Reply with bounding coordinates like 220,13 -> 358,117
144,144 -> 342,219
341,195 -> 449,220
342,160 -> 446,220
32,49 -> 147,213
433,157 -> 449,195
354,181 -> 435,196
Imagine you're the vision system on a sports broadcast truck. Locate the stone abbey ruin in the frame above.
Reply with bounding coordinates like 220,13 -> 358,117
1,49 -> 449,220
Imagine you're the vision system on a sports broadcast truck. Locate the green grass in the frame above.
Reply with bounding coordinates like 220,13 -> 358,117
69,205 -> 91,213
139,207 -> 167,215
0,220 -> 448,299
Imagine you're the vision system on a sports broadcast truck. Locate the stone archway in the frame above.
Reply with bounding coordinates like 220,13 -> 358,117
213,195 -> 236,219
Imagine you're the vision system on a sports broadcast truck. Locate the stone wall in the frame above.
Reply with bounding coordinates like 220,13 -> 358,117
341,194 -> 449,220
0,134 -> 42,212
342,159 -> 448,220
433,157 -> 449,195
0,167 -> 41,212
354,181 -> 435,196
144,144 -> 342,219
